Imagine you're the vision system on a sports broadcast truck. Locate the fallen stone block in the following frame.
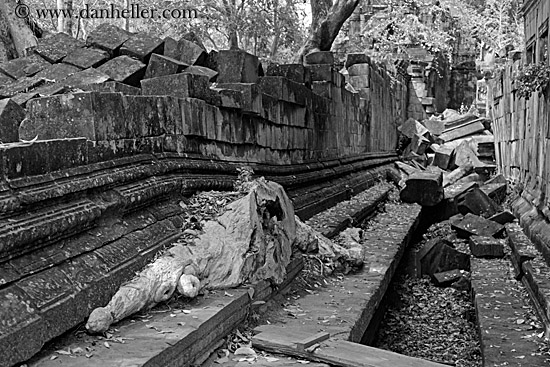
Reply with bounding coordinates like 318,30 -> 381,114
10,92 -> 39,106
442,112 -> 478,129
0,99 -> 25,143
120,32 -> 164,63
444,181 -> 478,200
304,51 -> 334,65
404,133 -> 430,155
433,145 -> 453,170
207,87 -> 243,109
456,187 -> 499,218
141,73 -> 209,100
439,120 -> 485,142
35,32 -> 85,63
182,65 -> 218,82
398,117 -> 429,139
0,76 -> 45,98
423,119 -> 445,136
86,23 -> 132,55
443,163 -> 473,187
420,238 -> 470,276
32,82 -> 68,97
163,36 -> 178,59
489,210 -> 515,225
0,54 -> 50,79
449,140 -> 484,169
217,50 -> 261,83
451,213 -> 505,238
176,38 -> 208,66
36,63 -> 80,81
395,161 -> 419,176
97,56 -> 146,87
432,269 -> 464,286
144,53 -> 188,79
80,81 -> 141,95
400,171 -> 444,206
469,236 -> 505,258
63,47 -> 110,69
60,68 -> 111,89
484,174 -> 506,185
480,182 -> 507,204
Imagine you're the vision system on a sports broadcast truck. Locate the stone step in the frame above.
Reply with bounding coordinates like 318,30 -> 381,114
471,256 -> 550,366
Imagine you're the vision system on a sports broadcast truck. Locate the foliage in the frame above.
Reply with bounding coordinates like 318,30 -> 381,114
515,62 -> 550,100
24,0 -> 306,61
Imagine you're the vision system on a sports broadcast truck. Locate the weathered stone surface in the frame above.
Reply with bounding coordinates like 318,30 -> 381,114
451,213 -> 505,238
442,163 -> 473,187
398,118 -> 429,139
86,23 -> 132,54
141,72 -> 209,100
484,174 -> 506,185
423,119 -> 445,135
80,81 -> 141,95
32,82 -> 67,97
469,236 -> 504,258
208,87 -> 243,109
347,63 -> 370,77
432,269 -> 464,286
450,140 -> 484,169
175,38 -> 208,65
456,186 -> 499,217
444,181 -> 478,200
489,210 -> 515,225
120,32 -> 164,62
0,54 -> 50,79
35,32 -> 85,63
480,182 -> 507,204
217,83 -> 262,114
217,50 -> 260,83
35,63 -> 80,81
21,93 -> 97,140
0,72 -> 14,86
182,65 -> 218,82
143,53 -> 188,79
205,50 -> 219,70
420,238 -> 470,276
404,133 -> 430,155
0,99 -> 25,143
10,92 -> 39,106
304,51 -> 334,65
62,47 -> 110,69
439,120 -> 485,142
345,53 -> 370,69
60,68 -> 111,88
400,171 -> 444,206
162,36 -> 178,58
0,76 -> 45,98
96,56 -> 145,86
266,63 -> 312,86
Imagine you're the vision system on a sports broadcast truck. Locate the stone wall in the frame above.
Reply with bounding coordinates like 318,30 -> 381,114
489,60 -> 550,262
0,25 -> 407,367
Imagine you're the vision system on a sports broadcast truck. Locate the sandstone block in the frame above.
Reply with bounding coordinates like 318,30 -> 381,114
86,23 -> 132,55
304,51 -> 334,65
489,210 -> 516,225
266,63 -> 312,86
141,73 -> 209,100
0,54 -> 50,79
345,53 -> 370,69
35,32 -> 84,63
60,68 -> 111,88
456,187 -> 500,218
0,99 -> 25,143
62,47 -> 110,69
0,77 -> 45,98
97,56 -> 146,86
217,50 -> 261,83
451,213 -> 505,238
182,65 -> 218,82
176,38 -> 208,66
469,236 -> 505,258
144,53 -> 188,79
120,32 -> 164,63
400,171 -> 444,206
36,63 -> 80,81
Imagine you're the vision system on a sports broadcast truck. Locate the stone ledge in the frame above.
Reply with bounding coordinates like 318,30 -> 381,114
24,255 -> 303,367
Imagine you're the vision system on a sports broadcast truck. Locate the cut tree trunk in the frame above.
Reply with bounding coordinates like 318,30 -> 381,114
86,179 -> 297,333
296,0 -> 361,62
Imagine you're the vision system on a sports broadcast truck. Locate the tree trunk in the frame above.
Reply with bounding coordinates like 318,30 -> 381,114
0,0 -> 38,61
296,0 -> 360,62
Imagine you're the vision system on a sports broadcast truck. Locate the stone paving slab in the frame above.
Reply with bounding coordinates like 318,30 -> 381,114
253,203 -> 422,344
471,256 -> 550,366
